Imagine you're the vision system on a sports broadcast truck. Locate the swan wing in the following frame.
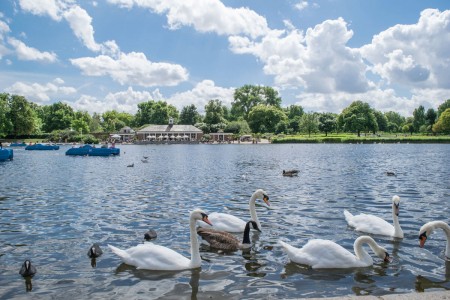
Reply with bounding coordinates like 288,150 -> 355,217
198,212 -> 246,232
109,243 -> 191,271
346,212 -> 394,236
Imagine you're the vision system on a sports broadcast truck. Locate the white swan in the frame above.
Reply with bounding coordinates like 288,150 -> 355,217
279,236 -> 390,269
419,221 -> 450,259
343,195 -> 404,238
197,220 -> 260,251
198,189 -> 270,233
108,209 -> 212,270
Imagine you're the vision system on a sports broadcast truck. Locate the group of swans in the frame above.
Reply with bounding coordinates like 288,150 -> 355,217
108,190 -> 449,271
279,195 -> 449,269
108,189 -> 269,271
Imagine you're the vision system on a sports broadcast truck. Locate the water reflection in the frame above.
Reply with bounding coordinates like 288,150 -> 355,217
415,260 -> 450,292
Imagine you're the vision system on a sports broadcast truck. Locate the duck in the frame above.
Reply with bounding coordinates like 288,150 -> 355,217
197,189 -> 270,233
141,159 -> 149,163
87,243 -> 103,258
283,169 -> 299,177
343,195 -> 404,238
419,221 -> 450,259
19,260 -> 37,277
279,236 -> 390,269
127,163 -> 134,167
197,220 -> 260,251
108,209 -> 212,270
386,171 -> 396,176
144,229 -> 157,240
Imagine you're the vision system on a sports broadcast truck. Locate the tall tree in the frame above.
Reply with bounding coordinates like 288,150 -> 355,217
0,93 -> 13,137
412,105 -> 426,132
425,108 -> 437,127
373,110 -> 388,132
432,108 -> 450,134
300,112 -> 319,137
385,111 -> 405,127
318,113 -> 337,136
42,102 -> 75,132
180,104 -> 201,125
437,99 -> 450,117
247,105 -> 287,133
8,95 -> 38,136
231,85 -> 282,120
338,101 -> 377,137
204,99 -> 227,125
135,100 -> 178,126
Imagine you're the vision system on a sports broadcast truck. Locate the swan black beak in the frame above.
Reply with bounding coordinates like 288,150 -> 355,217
263,195 -> 270,206
394,203 -> 399,216
384,252 -> 391,263
419,232 -> 427,248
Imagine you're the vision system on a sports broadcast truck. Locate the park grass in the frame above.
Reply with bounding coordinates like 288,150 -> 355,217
272,133 -> 450,144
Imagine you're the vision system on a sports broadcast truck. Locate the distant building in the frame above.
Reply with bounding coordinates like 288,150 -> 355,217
209,132 -> 234,142
136,118 -> 203,142
111,126 -> 135,142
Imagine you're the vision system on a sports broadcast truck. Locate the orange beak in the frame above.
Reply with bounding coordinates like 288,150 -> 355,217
263,195 -> 270,206
202,216 -> 212,226
419,236 -> 427,248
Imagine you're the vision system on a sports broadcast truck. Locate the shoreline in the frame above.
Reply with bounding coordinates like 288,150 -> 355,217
302,291 -> 450,300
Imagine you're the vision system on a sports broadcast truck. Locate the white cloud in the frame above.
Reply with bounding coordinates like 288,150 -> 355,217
63,5 -> 101,52
167,79 -> 235,113
0,18 -> 11,59
107,0 -> 269,38
295,1 -> 309,11
7,37 -> 58,62
70,51 -> 189,87
18,0 -> 67,21
229,18 -> 372,94
360,8 -> 450,89
71,87 -> 162,114
5,78 -> 76,103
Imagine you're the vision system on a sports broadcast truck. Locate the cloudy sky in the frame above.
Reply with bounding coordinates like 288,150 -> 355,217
1,0 -> 449,116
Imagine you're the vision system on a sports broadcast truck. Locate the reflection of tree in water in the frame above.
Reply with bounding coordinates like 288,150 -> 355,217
415,260 -> 450,292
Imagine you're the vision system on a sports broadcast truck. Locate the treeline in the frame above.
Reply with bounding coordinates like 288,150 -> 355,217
1,85 -> 450,142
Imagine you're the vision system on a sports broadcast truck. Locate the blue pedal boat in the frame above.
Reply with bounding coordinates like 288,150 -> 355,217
0,148 -> 13,161
25,144 -> 60,150
65,144 -> 120,156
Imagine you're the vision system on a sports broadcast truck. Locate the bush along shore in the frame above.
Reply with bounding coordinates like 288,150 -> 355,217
271,134 -> 450,144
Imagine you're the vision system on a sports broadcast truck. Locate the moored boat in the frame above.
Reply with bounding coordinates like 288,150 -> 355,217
25,144 -> 60,150
0,148 -> 13,161
65,144 -> 120,156
9,142 -> 27,147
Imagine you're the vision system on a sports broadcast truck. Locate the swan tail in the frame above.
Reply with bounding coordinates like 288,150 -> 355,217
343,210 -> 353,224
108,244 -> 129,260
279,240 -> 296,254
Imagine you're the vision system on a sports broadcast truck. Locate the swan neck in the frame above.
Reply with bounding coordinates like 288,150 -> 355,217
242,222 -> 251,245
392,203 -> 403,237
433,222 -> 450,258
354,236 -> 376,264
249,193 -> 260,228
189,217 -> 201,267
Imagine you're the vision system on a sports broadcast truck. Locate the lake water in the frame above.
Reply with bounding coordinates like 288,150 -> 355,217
0,143 -> 449,299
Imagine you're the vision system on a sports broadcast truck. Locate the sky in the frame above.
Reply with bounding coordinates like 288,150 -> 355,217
0,0 -> 449,117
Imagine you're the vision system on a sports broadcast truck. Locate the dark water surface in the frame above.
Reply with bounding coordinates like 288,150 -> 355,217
0,144 -> 449,299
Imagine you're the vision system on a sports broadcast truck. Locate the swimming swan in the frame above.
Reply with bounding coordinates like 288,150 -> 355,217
419,221 -> 450,259
344,195 -> 404,238
279,236 -> 390,269
108,209 -> 212,270
198,189 -> 270,233
197,220 -> 260,251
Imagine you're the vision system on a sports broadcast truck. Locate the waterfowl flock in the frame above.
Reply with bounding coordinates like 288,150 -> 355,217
18,188 -> 450,293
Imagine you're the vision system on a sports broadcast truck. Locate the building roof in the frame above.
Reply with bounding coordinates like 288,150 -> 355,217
137,124 -> 202,133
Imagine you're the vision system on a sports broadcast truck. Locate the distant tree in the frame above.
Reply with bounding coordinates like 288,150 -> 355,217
425,108 -> 437,126
42,102 -> 75,132
275,120 -> 289,134
247,105 -> 288,133
180,104 -> 201,125
0,93 -> 13,137
437,99 -> 450,117
8,95 -> 38,136
134,100 -> 178,126
231,85 -> 282,120
412,105 -> 426,132
300,112 -> 319,137
373,110 -> 388,133
338,101 -> 377,137
89,112 -> 103,132
285,104 -> 304,119
224,120 -> 251,134
204,99 -> 227,126
387,122 -> 399,133
318,113 -> 337,136
385,111 -> 405,127
433,108 -> 450,134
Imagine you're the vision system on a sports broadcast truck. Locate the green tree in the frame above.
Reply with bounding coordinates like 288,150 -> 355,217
247,105 -> 288,133
89,112 -> 103,132
318,113 -> 337,136
425,108 -> 437,126
231,85 -> 282,120
180,104 -> 201,125
385,111 -> 405,128
433,108 -> 450,134
204,99 -> 227,126
8,95 -> 38,136
285,104 -> 304,119
0,93 -> 13,137
300,112 -> 319,137
437,99 -> 450,117
42,102 -> 75,132
412,105 -> 426,132
373,110 -> 388,133
338,101 -> 377,137
134,100 -> 178,126
224,120 -> 251,134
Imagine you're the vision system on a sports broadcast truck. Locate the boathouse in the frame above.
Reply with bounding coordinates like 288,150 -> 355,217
136,118 -> 203,142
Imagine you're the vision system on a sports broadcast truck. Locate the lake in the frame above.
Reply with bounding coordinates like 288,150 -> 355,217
0,143 -> 449,299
